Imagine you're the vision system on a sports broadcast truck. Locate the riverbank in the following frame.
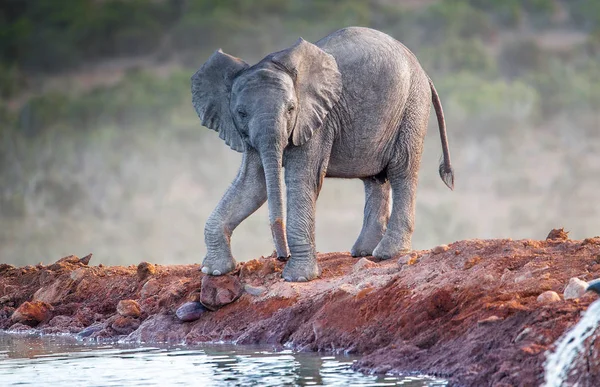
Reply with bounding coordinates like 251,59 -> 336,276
1,232 -> 599,386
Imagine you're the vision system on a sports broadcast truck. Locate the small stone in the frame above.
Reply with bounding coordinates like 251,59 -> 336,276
463,256 -> 481,270
70,268 -> 87,282
111,316 -> 140,335
34,279 -> 74,304
546,228 -> 569,241
537,290 -> 561,303
137,262 -> 156,281
117,300 -> 141,318
338,283 -> 358,295
47,255 -> 82,271
12,301 -> 53,326
80,253 -> 92,265
353,258 -> 378,272
243,284 -> 266,296
478,315 -> 503,325
77,323 -> 104,338
200,275 -> 243,310
0,263 -> 15,273
9,323 -> 34,332
398,252 -> 418,266
515,327 -> 532,343
564,277 -> 589,300
432,245 -> 449,254
140,279 -> 160,298
176,301 -> 208,322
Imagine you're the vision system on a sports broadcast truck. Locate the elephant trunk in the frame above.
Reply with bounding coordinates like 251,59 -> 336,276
261,149 -> 290,259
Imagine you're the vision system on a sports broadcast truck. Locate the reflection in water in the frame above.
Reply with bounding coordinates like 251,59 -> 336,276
0,333 -> 447,386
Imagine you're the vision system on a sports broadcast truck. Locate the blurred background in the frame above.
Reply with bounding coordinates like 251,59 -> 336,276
0,0 -> 599,266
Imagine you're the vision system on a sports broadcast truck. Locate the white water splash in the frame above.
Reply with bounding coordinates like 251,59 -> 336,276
543,299 -> 600,386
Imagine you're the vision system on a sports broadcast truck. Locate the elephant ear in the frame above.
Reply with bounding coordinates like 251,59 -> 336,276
271,38 -> 342,146
191,49 -> 249,152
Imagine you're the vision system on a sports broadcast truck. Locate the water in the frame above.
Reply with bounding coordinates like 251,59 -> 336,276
543,299 -> 600,386
0,333 -> 447,386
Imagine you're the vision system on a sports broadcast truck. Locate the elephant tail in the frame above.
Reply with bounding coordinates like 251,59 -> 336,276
429,77 -> 454,190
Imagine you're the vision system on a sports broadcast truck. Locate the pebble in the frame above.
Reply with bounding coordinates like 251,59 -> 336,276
353,258 -> 378,272
537,290 -> 561,303
140,279 -> 160,298
200,275 -> 243,310
117,300 -> 141,318
11,301 -> 53,326
432,245 -> 449,254
77,323 -> 104,338
176,301 -> 208,322
398,252 -> 418,266
564,277 -> 588,300
244,284 -> 266,296
137,262 -> 156,281
111,316 -> 140,335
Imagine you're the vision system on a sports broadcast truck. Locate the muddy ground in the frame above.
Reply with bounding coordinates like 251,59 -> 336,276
1,232 -> 600,386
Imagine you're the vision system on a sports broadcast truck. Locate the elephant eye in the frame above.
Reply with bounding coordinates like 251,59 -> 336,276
287,104 -> 295,113
237,109 -> 247,119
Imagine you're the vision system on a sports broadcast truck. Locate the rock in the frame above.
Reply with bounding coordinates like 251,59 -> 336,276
243,284 -> 266,296
176,301 -> 208,322
80,253 -> 92,265
117,299 -> 141,318
478,315 -> 503,325
47,255 -> 83,271
77,323 -> 104,338
398,252 -> 418,266
200,275 -> 243,310
537,291 -> 561,303
33,279 -> 74,304
546,228 -> 569,241
432,245 -> 449,254
141,279 -> 161,298
463,256 -> 482,270
137,262 -> 156,281
9,322 -> 34,332
111,316 -> 140,335
11,301 -> 53,326
0,264 -> 15,273
353,258 -> 378,272
70,268 -> 87,282
338,283 -> 358,296
564,277 -> 588,300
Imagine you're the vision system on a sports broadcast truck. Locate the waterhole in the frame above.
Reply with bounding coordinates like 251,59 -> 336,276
0,333 -> 448,386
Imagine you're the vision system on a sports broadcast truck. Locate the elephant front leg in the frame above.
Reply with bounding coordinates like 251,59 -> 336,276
351,177 -> 391,257
202,150 -> 267,276
281,160 -> 325,282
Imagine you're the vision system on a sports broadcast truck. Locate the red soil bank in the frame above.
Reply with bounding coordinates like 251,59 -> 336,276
1,234 -> 600,386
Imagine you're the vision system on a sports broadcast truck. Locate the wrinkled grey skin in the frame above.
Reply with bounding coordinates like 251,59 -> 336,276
191,27 -> 454,282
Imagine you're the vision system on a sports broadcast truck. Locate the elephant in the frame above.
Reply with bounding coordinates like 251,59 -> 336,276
191,27 -> 454,282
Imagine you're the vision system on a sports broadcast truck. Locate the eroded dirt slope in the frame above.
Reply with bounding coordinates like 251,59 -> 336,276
2,234 -> 600,386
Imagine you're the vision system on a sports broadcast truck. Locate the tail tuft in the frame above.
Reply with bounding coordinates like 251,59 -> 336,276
439,162 -> 454,191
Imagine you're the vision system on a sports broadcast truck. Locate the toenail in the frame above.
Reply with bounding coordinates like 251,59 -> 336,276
297,276 -> 307,282
284,276 -> 292,282
201,267 -> 208,274
360,251 -> 367,257
212,270 -> 221,276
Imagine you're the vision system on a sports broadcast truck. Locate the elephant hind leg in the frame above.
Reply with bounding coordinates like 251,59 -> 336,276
372,95 -> 428,260
351,177 -> 391,257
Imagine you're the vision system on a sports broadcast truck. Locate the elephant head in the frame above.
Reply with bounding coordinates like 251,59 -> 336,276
191,38 -> 342,259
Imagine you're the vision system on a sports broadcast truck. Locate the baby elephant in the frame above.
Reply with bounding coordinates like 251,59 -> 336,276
192,27 -> 453,282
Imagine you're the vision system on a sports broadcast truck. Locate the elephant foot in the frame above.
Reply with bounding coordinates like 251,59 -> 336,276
372,236 -> 411,260
201,254 -> 236,276
282,257 -> 320,282
351,235 -> 383,258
